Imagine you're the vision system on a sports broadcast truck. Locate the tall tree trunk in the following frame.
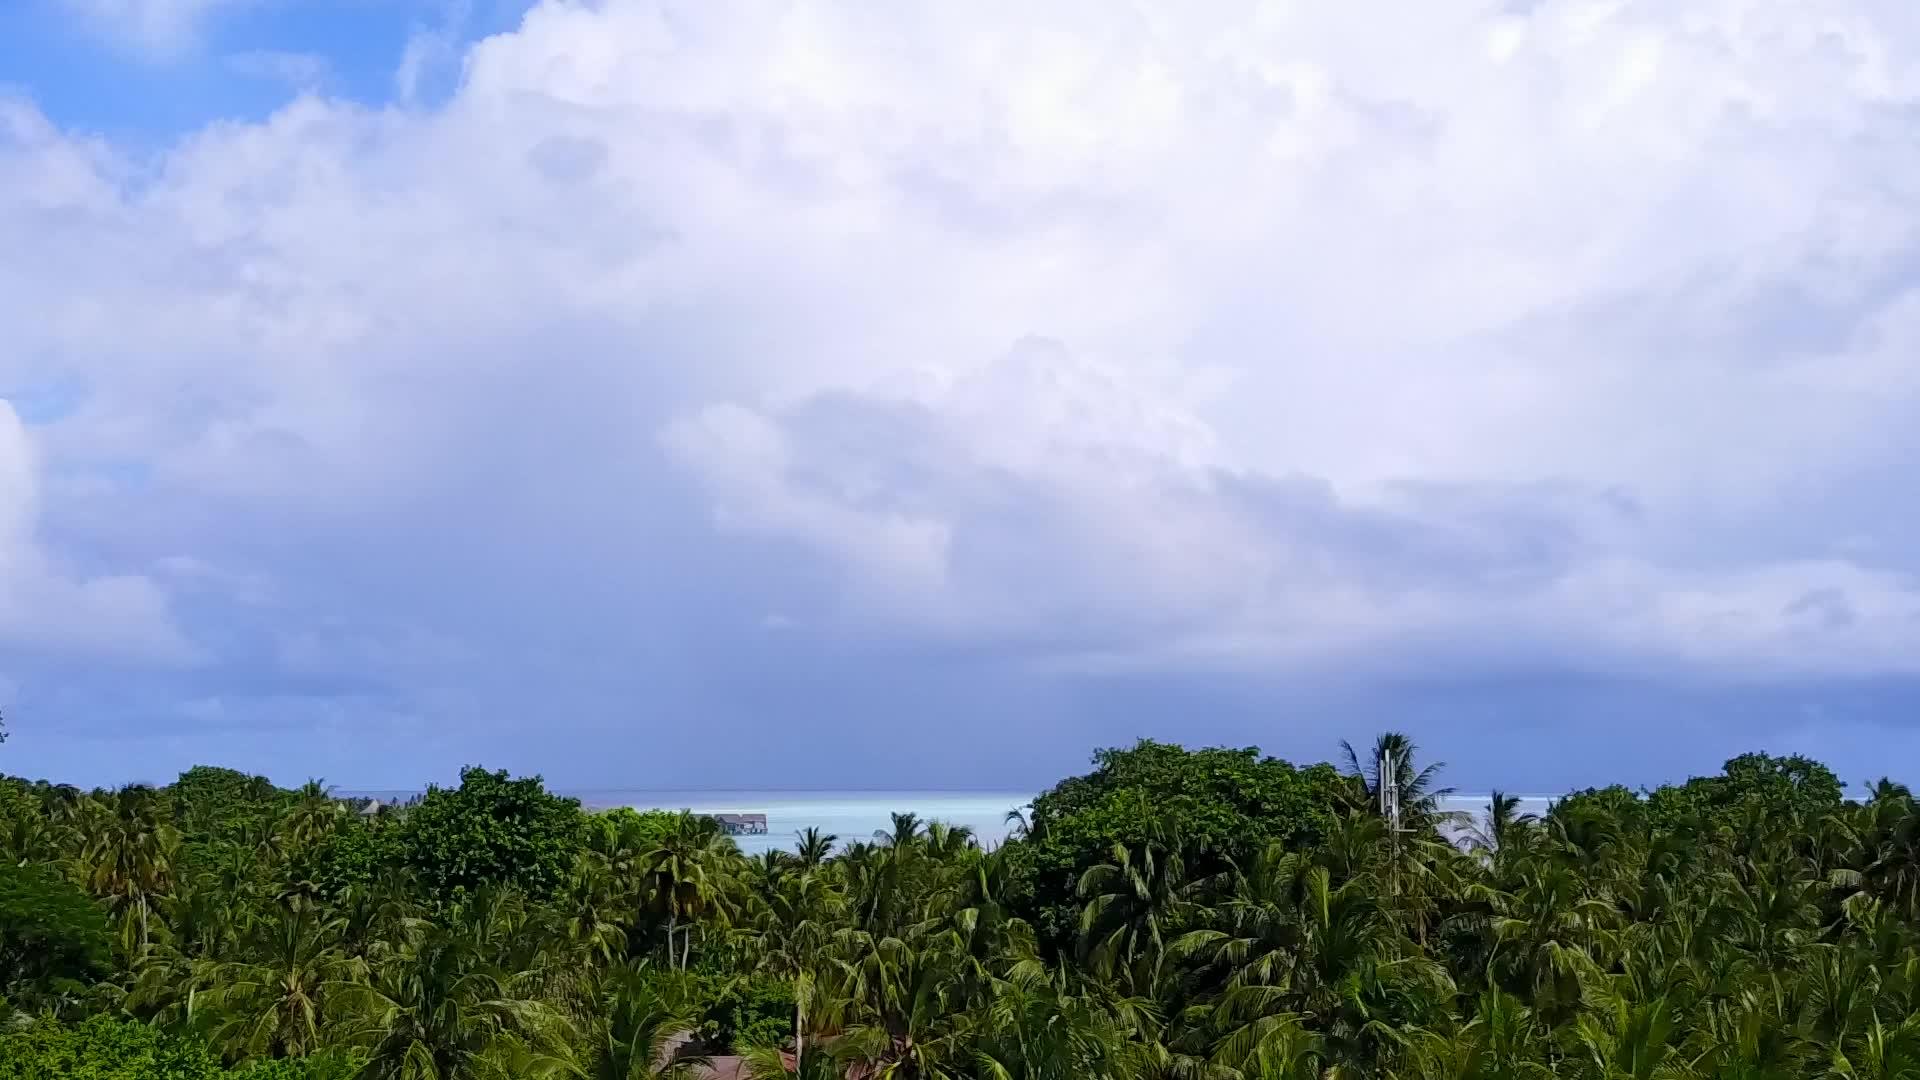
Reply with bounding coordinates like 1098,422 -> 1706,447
794,991 -> 805,1075
667,914 -> 679,970
682,924 -> 692,970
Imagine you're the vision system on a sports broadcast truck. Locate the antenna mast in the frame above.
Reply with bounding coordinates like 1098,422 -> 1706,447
1380,745 -> 1402,897
1379,746 -> 1401,834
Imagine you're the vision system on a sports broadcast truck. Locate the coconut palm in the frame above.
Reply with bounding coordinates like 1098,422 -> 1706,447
1404,990 -> 1553,1080
582,961 -> 706,1080
1833,1013 -> 1920,1080
793,828 -> 837,870
333,918 -> 575,1080
281,779 -> 346,854
1565,990 -> 1694,1080
1077,829 -> 1192,994
79,785 -> 179,952
1341,731 -> 1459,832
1180,839 -> 1437,1075
1466,792 -> 1539,867
1473,857 -> 1612,1024
641,812 -> 737,970
741,856 -> 841,1075
969,971 -> 1151,1080
560,857 -> 629,966
195,900 -> 359,1061
819,924 -> 969,1080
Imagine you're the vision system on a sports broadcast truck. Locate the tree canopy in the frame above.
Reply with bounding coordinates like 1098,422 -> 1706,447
395,765 -> 586,903
1015,739 -> 1349,949
0,861 -> 112,1013
1,742 -> 1919,1079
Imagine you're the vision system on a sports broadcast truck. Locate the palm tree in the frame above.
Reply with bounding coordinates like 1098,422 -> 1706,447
1342,731 -> 1459,831
333,918 -> 575,1080
742,863 -> 838,1076
0,806 -> 63,866
1077,827 -> 1191,994
27,729 -> 1920,1080
196,900 -> 358,1061
336,870 -> 422,963
1179,840 -> 1426,1074
1004,808 -> 1034,842
922,822 -> 976,863
281,779 -> 346,854
1404,990 -> 1553,1080
1466,792 -> 1539,866
970,971 -> 1152,1080
1473,856 -> 1612,1024
820,924 -> 969,1080
641,813 -> 736,970
560,857 -> 629,966
876,812 -> 925,849
80,785 -> 179,952
582,962 -> 706,1080
1208,1010 -> 1323,1080
1565,990 -> 1692,1080
738,1046 -> 824,1080
793,828 -> 836,870
1833,1014 -> 1920,1080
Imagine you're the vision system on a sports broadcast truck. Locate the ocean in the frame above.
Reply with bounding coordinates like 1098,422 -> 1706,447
570,789 -> 1562,857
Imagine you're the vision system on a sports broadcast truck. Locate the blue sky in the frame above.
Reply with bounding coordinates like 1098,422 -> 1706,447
0,2 -> 524,137
7,0 -> 1920,794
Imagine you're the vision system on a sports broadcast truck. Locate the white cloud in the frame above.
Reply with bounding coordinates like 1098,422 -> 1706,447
663,342 -> 1920,681
395,0 -> 473,104
10,0 -> 1920,709
0,401 -> 191,662
226,49 -> 330,90
59,0 -> 247,58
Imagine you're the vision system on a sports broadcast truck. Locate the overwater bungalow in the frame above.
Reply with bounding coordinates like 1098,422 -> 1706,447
703,812 -> 769,836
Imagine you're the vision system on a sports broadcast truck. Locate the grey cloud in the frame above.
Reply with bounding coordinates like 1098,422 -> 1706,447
13,1 -> 1920,789
525,135 -> 609,183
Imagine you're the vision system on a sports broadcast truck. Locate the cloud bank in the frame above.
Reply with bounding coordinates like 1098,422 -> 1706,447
7,0 -> 1920,787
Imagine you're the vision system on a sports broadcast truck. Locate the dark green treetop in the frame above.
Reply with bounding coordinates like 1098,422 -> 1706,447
1010,738 -> 1348,950
397,765 -> 586,904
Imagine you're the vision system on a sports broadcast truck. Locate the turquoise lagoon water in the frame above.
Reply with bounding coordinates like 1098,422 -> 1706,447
571,790 -> 1560,857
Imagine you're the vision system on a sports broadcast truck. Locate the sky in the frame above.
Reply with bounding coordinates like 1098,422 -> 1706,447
6,0 -> 1920,793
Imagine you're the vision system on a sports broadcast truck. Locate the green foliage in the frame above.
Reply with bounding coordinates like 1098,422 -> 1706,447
167,767 -> 288,844
1644,751 -> 1844,831
397,766 -> 586,904
1552,755 -> 1847,842
288,815 -> 401,898
0,776 -> 34,823
8,735 -> 1920,1080
692,972 -> 794,1052
594,806 -> 680,849
0,1017 -> 358,1079
0,777 -> 53,865
0,1015 -> 224,1080
1551,783 -> 1641,820
0,862 -> 111,1011
1547,782 -> 1647,848
1014,738 -> 1349,948
234,1055 -> 365,1080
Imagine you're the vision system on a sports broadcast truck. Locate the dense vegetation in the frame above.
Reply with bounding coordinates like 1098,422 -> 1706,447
4,735 -> 1919,1078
